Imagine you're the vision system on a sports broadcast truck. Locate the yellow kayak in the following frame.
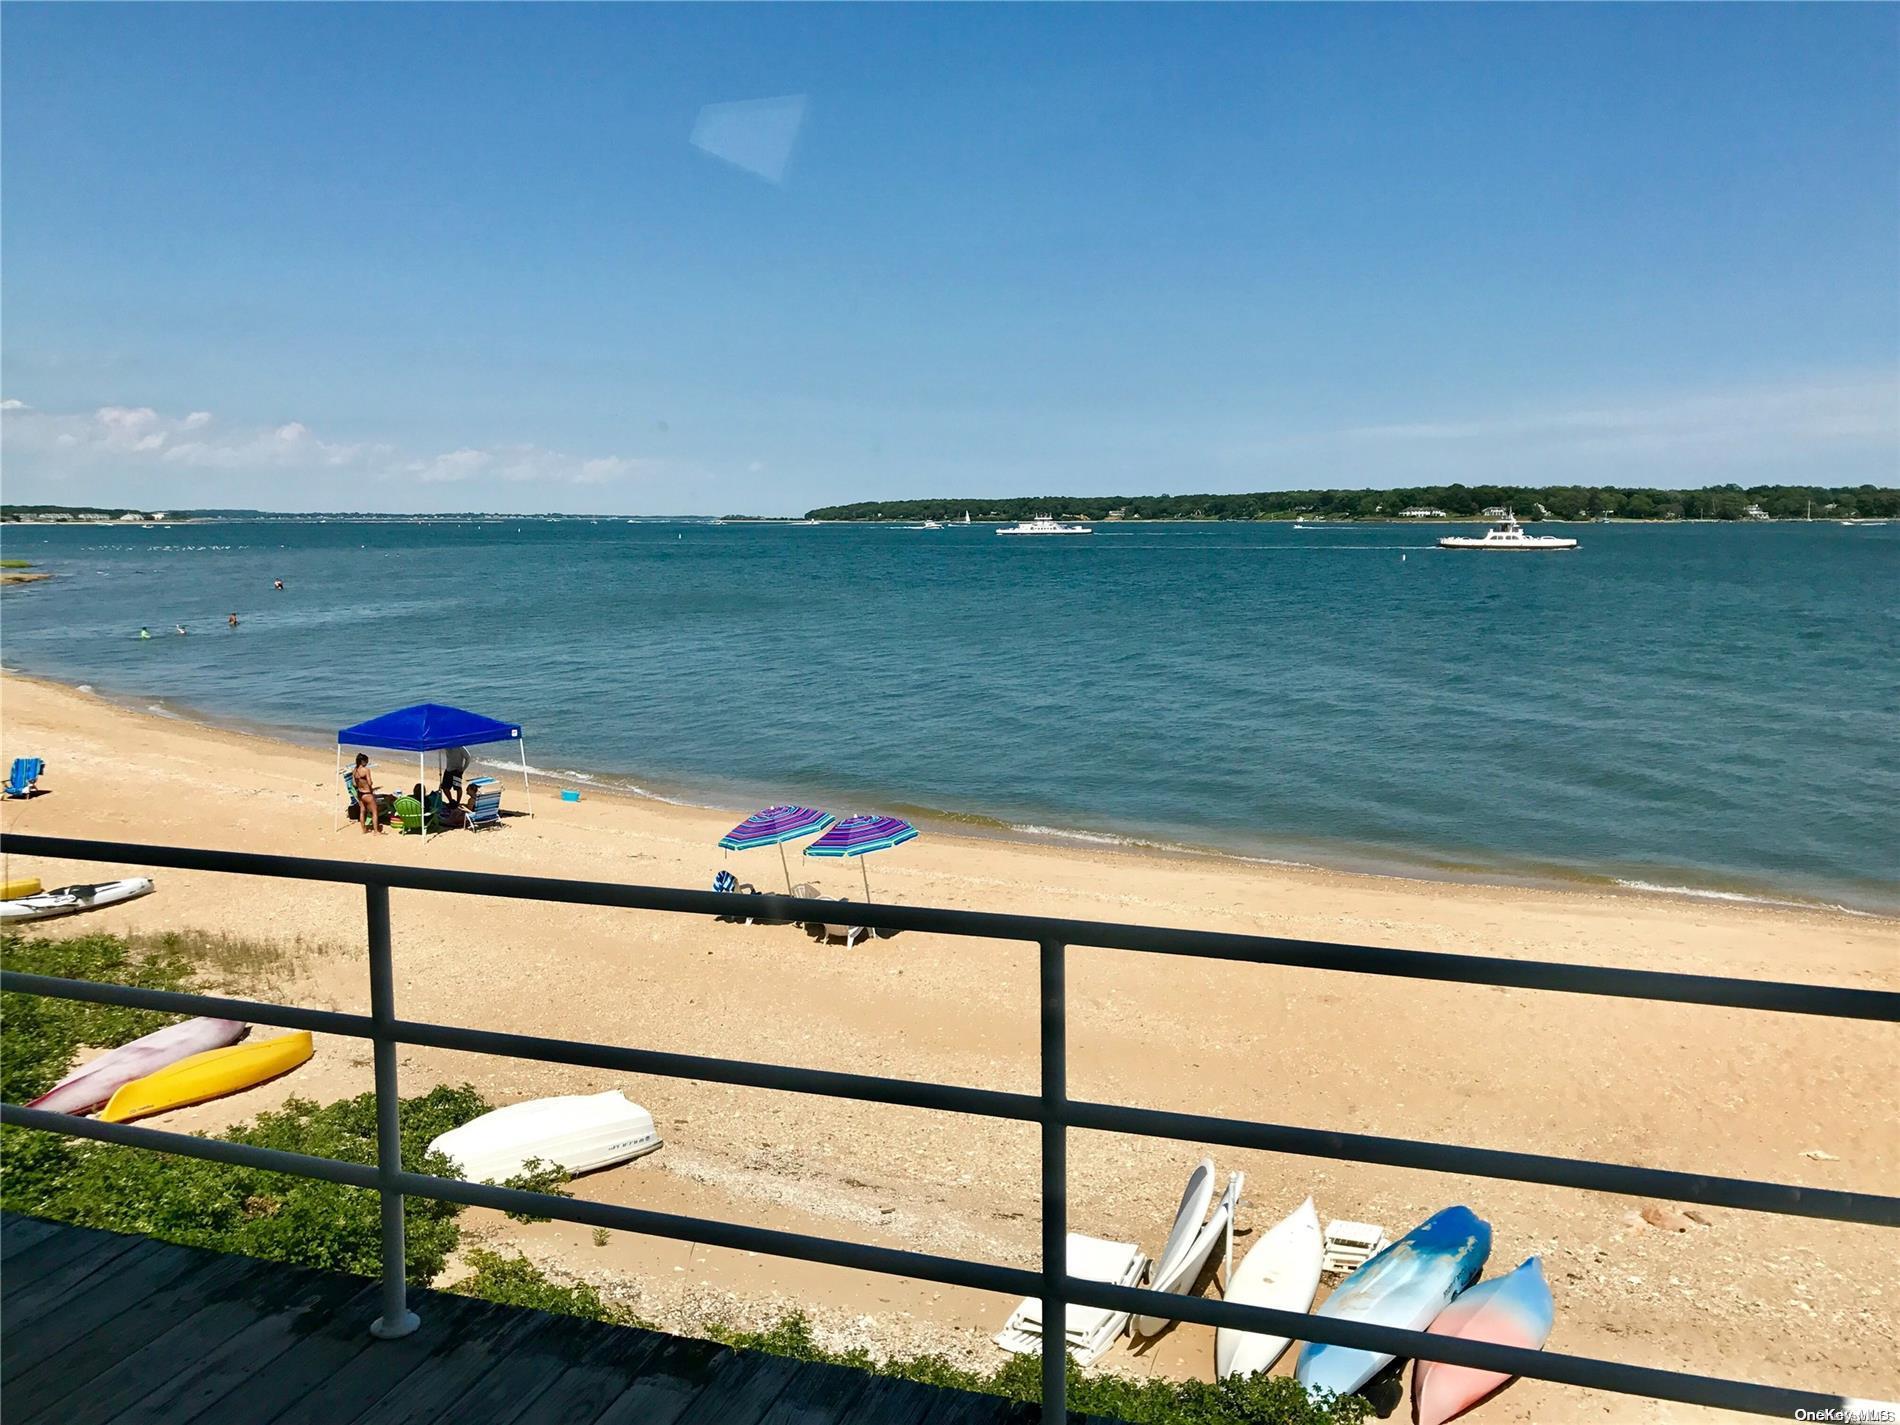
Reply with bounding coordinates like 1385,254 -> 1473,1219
99,1031 -> 314,1123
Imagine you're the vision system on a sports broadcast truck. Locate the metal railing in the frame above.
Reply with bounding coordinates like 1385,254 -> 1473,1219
1,832 -> 1895,1420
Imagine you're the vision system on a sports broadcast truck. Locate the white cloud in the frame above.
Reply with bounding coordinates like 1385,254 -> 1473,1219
0,398 -> 27,411
1249,371 -> 1900,484
1,402 -> 657,494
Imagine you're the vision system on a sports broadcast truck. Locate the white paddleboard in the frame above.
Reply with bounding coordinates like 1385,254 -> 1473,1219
0,878 -> 155,923
1216,1195 -> 1323,1378
1135,1168 -> 1242,1336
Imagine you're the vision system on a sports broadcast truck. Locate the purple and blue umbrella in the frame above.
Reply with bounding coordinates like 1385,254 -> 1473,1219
802,814 -> 919,901
718,805 -> 836,890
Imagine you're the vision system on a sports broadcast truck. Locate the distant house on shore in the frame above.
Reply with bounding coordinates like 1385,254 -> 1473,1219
1744,504 -> 1770,520
1481,506 -> 1509,518
118,512 -> 142,522
1399,507 -> 1448,518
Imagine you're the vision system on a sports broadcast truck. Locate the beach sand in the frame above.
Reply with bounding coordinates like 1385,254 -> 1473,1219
2,670 -> 1895,1420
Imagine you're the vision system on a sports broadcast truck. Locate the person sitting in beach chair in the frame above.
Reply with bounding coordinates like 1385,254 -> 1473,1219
464,777 -> 503,830
3,757 -> 45,799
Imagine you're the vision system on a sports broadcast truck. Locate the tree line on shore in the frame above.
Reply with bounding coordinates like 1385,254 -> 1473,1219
805,483 -> 1899,523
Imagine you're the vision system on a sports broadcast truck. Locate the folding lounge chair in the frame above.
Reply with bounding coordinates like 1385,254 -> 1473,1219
995,1233 -> 1150,1366
3,758 -> 45,799
712,868 -> 761,923
464,777 -> 503,830
790,884 -> 867,948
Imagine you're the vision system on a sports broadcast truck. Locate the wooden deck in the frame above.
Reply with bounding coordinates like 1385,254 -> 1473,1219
1,1213 -> 1103,1425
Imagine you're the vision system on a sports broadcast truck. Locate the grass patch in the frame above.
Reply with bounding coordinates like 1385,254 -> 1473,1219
128,926 -> 340,994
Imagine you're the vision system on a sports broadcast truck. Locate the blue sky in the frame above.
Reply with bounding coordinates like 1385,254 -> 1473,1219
3,3 -> 1895,513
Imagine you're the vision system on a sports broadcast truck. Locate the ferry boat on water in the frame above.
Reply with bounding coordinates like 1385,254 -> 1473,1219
1438,512 -> 1578,552
997,515 -> 1092,536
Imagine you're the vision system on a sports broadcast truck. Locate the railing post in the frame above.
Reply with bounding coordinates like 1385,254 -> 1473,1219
366,883 -> 420,1339
1039,939 -> 1068,1423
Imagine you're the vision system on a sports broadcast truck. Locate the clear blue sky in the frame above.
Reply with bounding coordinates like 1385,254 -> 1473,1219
3,3 -> 1895,513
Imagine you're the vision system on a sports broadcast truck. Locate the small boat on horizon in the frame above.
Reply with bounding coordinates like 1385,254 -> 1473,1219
1839,518 -> 1890,527
998,514 -> 1092,536
1438,512 -> 1578,552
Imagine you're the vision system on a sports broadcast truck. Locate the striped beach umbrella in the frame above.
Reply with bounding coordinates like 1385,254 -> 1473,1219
718,805 -> 836,890
802,814 -> 919,902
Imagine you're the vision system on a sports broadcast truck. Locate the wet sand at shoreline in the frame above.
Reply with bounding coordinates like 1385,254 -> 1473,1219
3,670 -> 1895,1421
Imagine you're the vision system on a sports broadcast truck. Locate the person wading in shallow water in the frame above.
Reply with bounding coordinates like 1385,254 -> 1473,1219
352,753 -> 382,834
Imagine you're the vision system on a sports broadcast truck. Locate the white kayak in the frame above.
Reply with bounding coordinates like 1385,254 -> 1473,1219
427,1090 -> 662,1184
28,1017 -> 250,1115
1217,1196 -> 1324,1379
1136,1166 -> 1244,1336
0,877 -> 155,923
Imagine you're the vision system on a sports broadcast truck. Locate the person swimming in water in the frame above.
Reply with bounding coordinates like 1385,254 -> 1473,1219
228,612 -> 239,628
175,624 -> 188,635
273,579 -> 285,591
138,627 -> 152,640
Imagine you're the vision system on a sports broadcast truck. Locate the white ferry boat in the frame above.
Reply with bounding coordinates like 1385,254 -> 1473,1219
997,515 -> 1092,536
1438,512 -> 1578,552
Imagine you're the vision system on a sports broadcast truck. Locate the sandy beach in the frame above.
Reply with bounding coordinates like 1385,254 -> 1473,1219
1,670 -> 1895,1420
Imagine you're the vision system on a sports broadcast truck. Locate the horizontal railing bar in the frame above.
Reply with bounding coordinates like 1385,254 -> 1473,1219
0,971 -> 376,1039
7,969 -> 1894,1230
0,1103 -> 381,1190
1065,1279 -> 1853,1419
0,1105 -> 1874,1417
7,834 -> 1897,1021
386,1018 -> 1043,1123
0,971 -> 1041,1126
1069,1100 -> 1900,1227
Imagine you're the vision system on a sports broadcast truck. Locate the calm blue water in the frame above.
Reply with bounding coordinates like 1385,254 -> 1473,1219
3,518 -> 1896,911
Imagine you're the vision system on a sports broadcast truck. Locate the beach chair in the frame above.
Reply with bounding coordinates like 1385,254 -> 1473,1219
391,794 -> 439,836
791,883 -> 867,948
3,757 -> 44,799
712,868 -> 761,923
995,1233 -> 1149,1366
465,777 -> 503,831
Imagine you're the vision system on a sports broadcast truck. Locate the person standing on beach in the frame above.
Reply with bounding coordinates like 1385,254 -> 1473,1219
352,753 -> 382,834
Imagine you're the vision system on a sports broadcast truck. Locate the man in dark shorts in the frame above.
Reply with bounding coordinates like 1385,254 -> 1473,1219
352,754 -> 382,834
439,745 -> 471,806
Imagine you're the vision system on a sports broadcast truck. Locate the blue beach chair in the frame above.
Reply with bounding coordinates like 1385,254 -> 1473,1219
465,777 -> 503,831
3,758 -> 44,799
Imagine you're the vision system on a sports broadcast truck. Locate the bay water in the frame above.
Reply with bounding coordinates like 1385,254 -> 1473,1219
3,517 -> 1894,912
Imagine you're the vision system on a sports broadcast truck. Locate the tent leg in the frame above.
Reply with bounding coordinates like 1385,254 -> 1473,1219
334,745 -> 342,831
419,753 -> 427,843
518,740 -> 533,818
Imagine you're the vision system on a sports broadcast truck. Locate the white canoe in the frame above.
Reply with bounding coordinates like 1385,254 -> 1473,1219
27,1017 -> 250,1115
0,878 -> 155,923
1216,1196 -> 1323,1379
1135,1164 -> 1245,1336
427,1091 -> 661,1184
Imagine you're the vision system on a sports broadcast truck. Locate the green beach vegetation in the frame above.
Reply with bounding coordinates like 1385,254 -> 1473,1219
1,928 -> 1364,1424
806,483 -> 1899,523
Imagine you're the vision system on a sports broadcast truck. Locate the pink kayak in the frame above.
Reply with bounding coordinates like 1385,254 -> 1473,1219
1413,1257 -> 1554,1425
27,1018 -> 250,1115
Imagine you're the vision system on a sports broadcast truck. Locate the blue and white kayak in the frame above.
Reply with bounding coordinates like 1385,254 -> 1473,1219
1295,1205 -> 1492,1400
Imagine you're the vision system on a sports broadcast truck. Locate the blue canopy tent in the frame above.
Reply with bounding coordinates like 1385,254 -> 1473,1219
335,703 -> 532,838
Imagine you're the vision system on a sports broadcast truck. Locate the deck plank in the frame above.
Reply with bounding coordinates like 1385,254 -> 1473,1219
0,1212 -> 63,1261
500,1321 -> 672,1425
0,1215 -> 1068,1425
2,1240 -> 250,1396
29,1243 -> 336,1425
